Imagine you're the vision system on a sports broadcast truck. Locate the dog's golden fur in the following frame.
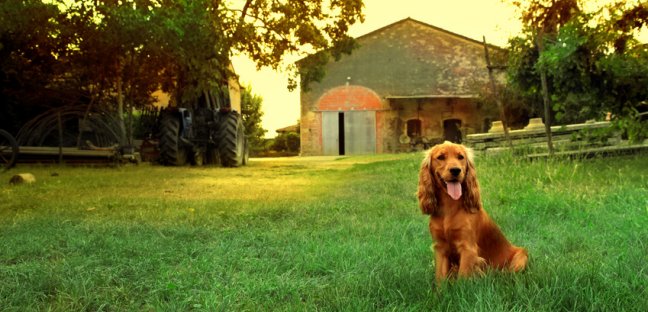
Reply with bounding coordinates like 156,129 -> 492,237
417,141 -> 527,281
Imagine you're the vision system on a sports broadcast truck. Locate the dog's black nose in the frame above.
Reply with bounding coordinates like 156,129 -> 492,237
450,167 -> 461,177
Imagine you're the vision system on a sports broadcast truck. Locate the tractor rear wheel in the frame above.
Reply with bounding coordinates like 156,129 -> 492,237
218,111 -> 246,167
159,113 -> 188,166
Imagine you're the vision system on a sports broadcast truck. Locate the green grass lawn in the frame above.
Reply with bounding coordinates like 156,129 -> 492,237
1,153 -> 647,311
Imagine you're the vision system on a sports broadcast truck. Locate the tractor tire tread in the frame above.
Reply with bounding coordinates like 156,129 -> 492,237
218,112 -> 242,167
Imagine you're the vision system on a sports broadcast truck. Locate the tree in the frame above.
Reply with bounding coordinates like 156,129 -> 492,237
272,132 -> 300,153
508,0 -> 648,142
510,0 -> 582,154
0,0 -> 72,134
1,0 -> 364,144
63,1 -> 166,144
87,0 -> 365,99
240,85 -> 267,152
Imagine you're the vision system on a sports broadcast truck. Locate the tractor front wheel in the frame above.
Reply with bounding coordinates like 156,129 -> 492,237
159,113 -> 188,166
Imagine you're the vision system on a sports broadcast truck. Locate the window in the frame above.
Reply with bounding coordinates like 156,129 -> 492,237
443,119 -> 462,143
407,119 -> 422,138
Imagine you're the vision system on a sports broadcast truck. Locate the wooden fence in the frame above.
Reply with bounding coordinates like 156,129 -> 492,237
465,118 -> 648,159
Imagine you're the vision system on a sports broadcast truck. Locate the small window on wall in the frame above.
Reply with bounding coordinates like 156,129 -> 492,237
407,119 -> 422,138
443,119 -> 462,143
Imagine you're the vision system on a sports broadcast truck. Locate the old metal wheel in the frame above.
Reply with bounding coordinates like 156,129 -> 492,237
0,129 -> 18,171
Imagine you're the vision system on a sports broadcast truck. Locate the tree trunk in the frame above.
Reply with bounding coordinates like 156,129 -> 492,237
482,36 -> 512,149
116,75 -> 127,146
77,89 -> 96,148
536,31 -> 555,156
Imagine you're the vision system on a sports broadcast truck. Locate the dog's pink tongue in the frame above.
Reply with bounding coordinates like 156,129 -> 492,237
446,182 -> 462,200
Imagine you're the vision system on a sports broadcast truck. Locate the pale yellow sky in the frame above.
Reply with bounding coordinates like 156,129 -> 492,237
231,0 -> 644,138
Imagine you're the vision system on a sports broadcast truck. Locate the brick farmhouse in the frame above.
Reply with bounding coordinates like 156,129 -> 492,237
298,18 -> 501,156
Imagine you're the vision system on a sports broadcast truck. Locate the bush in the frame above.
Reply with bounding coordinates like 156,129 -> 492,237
272,132 -> 300,153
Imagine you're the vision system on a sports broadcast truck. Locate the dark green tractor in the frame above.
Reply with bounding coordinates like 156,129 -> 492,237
157,82 -> 248,167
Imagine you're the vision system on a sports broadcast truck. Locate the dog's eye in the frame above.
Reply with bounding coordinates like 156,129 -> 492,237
437,155 -> 445,160
458,154 -> 465,160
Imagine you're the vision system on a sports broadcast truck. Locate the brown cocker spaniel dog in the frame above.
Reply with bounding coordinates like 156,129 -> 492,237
417,141 -> 527,282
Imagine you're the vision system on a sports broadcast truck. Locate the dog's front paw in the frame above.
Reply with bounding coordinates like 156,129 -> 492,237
474,257 -> 487,276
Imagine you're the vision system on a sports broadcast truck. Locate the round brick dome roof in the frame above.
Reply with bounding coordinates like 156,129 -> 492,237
316,85 -> 383,111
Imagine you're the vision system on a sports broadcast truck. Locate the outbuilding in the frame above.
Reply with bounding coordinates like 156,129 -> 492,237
299,18 -> 500,155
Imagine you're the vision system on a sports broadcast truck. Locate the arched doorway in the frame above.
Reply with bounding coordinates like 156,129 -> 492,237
317,85 -> 382,155
443,119 -> 462,143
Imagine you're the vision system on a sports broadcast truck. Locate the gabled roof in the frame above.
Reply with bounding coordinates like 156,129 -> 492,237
356,17 -> 501,49
297,17 -> 502,64
356,17 -> 502,50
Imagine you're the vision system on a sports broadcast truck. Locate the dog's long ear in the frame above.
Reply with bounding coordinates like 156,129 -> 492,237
462,147 -> 482,213
417,150 -> 439,216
